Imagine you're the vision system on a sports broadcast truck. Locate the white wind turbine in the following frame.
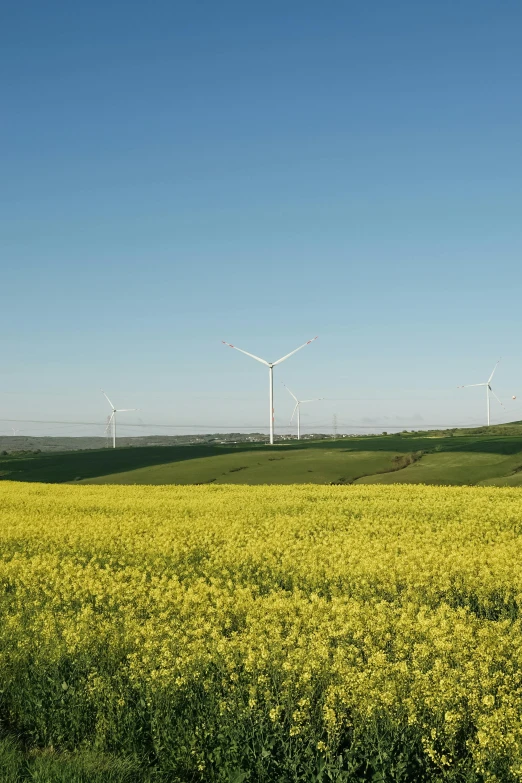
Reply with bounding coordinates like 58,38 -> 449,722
283,384 -> 323,441
458,360 -> 504,426
101,390 -> 138,449
222,337 -> 318,445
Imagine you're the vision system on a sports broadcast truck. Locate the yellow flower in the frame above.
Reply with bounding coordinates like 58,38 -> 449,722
2,481 -> 522,777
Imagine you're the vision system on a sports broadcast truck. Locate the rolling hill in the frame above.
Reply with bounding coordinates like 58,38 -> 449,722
2,427 -> 522,486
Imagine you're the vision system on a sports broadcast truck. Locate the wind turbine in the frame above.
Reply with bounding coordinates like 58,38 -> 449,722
458,360 -> 504,426
283,384 -> 323,441
222,337 -> 318,445
11,427 -> 19,436
101,390 -> 138,449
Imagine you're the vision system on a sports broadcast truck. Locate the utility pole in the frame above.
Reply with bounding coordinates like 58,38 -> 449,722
332,414 -> 338,440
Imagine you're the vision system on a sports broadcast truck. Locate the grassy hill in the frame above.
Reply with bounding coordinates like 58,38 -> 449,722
2,428 -> 522,486
77,447 -> 404,485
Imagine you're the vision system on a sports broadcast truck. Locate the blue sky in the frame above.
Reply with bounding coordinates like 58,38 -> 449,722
2,0 -> 522,437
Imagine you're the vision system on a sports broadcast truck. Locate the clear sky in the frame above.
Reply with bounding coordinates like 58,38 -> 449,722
2,0 -> 522,437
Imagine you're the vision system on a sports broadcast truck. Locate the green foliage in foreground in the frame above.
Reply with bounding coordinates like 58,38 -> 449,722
0,735 -> 143,782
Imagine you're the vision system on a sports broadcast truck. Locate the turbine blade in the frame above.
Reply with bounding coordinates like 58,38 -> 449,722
300,398 -> 324,403
290,402 -> 299,422
457,383 -> 487,388
116,408 -> 138,412
283,384 -> 299,402
488,359 -> 501,384
273,336 -> 318,366
489,387 -> 505,409
101,390 -> 115,409
221,341 -> 268,366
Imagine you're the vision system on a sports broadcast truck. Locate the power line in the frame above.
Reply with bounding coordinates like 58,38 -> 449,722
0,416 -> 519,431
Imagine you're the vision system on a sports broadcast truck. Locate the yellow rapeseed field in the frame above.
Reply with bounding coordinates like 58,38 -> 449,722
1,481 -> 522,782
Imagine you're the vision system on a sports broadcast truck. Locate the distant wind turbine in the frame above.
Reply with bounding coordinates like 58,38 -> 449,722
222,337 -> 318,445
283,384 -> 323,441
11,427 -> 19,436
101,390 -> 138,449
458,360 -> 504,426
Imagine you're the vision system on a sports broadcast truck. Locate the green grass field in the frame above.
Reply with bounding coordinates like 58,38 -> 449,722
2,429 -> 522,486
356,447 -> 522,485
78,447 -> 404,485
0,735 -> 142,783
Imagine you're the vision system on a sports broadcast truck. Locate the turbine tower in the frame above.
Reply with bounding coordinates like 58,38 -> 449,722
283,384 -> 323,441
458,360 -> 504,426
101,390 -> 138,449
222,337 -> 318,445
